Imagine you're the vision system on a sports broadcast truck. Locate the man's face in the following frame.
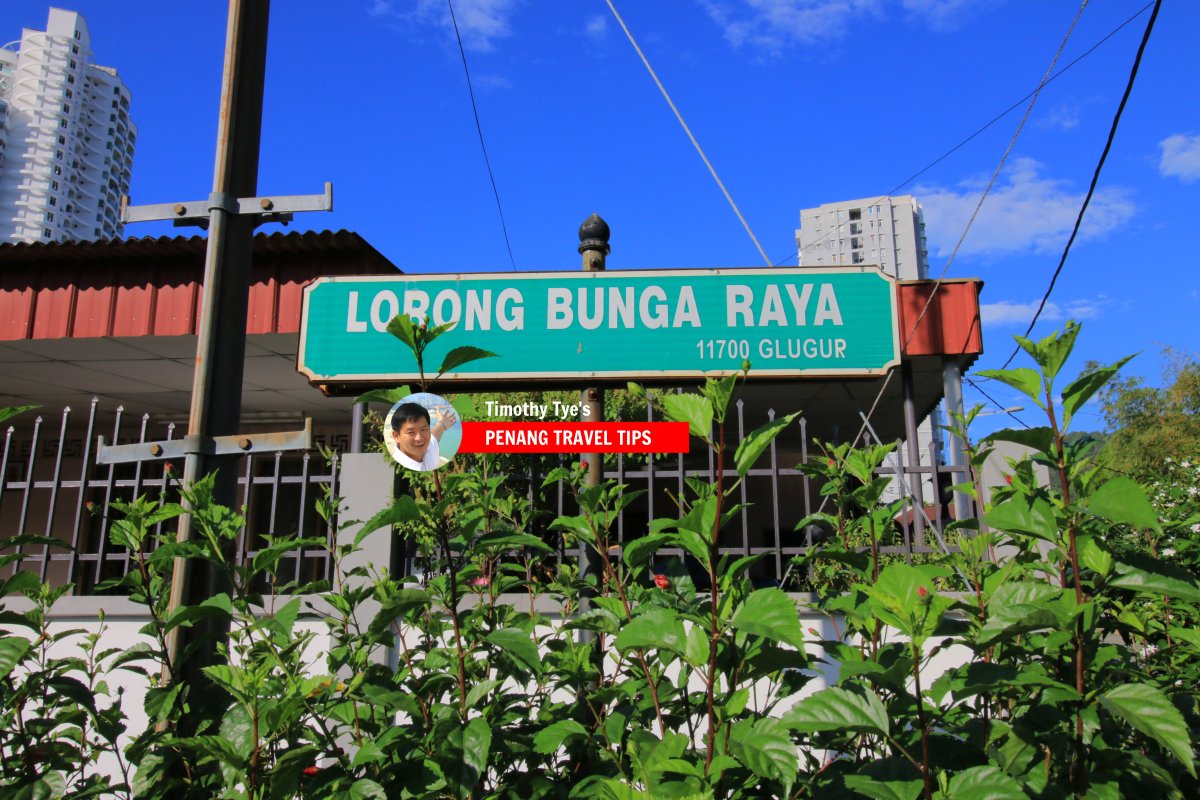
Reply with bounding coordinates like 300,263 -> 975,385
393,417 -> 430,461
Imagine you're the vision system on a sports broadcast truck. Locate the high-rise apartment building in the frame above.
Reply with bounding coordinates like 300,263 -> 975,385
795,195 -> 941,500
0,9 -> 135,244
796,195 -> 930,280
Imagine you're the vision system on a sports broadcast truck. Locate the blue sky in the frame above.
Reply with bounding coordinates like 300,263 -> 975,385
7,1 -> 1198,435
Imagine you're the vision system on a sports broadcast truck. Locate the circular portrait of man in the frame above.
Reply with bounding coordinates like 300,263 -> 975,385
384,393 -> 461,472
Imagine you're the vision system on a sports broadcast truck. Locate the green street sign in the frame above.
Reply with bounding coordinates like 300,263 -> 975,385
298,268 -> 899,387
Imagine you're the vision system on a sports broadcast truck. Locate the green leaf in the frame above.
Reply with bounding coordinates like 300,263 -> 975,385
438,345 -> 498,376
1086,476 -> 1161,533
1029,321 -> 1079,383
485,627 -> 542,676
357,496 -> 420,540
533,719 -> 589,754
614,607 -> 686,655
353,386 -> 412,406
704,373 -> 738,423
564,608 -> 621,635
660,392 -> 712,439
734,412 -> 800,477
982,427 -> 1054,457
349,779 -> 388,800
986,495 -> 1060,542
450,717 -> 492,799
843,775 -> 922,800
946,765 -> 1029,799
1109,554 -> 1200,603
975,367 -> 1045,409
0,405 -> 37,426
386,314 -> 418,350
1099,683 -> 1196,777
474,530 -> 554,554
1061,355 -> 1133,430
0,636 -> 31,680
727,718 -> 798,796
780,686 -> 889,737
1079,537 -> 1114,578
731,588 -> 806,651
621,533 -> 672,570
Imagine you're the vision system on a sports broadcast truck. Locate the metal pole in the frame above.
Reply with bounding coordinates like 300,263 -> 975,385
941,359 -> 971,523
577,214 -> 609,611
163,0 -> 270,695
351,402 -> 366,453
901,361 -> 926,543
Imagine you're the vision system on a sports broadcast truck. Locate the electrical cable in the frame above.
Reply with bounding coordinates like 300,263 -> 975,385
846,0 -> 1087,451
777,1 -> 1154,268
446,0 -> 518,271
965,377 -> 1033,429
606,0 -> 772,267
997,0 -> 1161,370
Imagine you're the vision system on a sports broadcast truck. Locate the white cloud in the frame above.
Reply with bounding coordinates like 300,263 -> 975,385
585,14 -> 609,40
900,0 -> 976,31
372,0 -> 521,52
1037,104 -> 1080,131
697,0 -> 885,50
917,158 -> 1136,258
1158,134 -> 1200,183
698,0 -> 989,50
981,296 -> 1107,327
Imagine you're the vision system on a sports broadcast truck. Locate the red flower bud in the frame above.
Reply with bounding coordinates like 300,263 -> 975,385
827,458 -> 835,467
917,586 -> 929,598
1004,475 -> 1013,485
653,574 -> 670,590
85,501 -> 95,511
807,627 -> 819,636
469,576 -> 489,588
164,462 -> 175,475
302,766 -> 320,777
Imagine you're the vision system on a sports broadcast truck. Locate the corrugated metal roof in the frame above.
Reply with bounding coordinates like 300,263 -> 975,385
0,229 -> 400,340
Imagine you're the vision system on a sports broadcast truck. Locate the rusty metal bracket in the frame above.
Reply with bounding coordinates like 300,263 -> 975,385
96,418 -> 312,465
120,182 -> 333,229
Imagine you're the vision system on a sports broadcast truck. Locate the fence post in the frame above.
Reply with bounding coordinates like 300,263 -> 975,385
334,452 -> 396,666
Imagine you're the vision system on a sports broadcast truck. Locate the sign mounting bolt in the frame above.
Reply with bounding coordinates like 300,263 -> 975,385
260,198 -> 273,211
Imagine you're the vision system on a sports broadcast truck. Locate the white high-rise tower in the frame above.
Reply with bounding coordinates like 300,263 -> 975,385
795,195 -> 942,500
0,9 -> 135,244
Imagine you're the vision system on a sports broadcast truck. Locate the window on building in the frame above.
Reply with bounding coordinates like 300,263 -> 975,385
69,59 -> 76,69
55,150 -> 63,160
46,212 -> 54,221
74,30 -> 81,40
849,209 -> 861,221
72,45 -> 79,54
53,166 -> 62,175
67,75 -> 74,84
51,181 -> 59,190
49,197 -> 56,206
44,228 -> 52,238
62,103 -> 70,113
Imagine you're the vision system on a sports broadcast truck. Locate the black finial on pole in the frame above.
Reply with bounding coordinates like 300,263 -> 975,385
578,213 -> 611,255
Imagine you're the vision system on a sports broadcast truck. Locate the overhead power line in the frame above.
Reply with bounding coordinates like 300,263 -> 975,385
998,0 -> 1161,369
778,0 -> 1154,268
845,0 -> 1088,450
447,0 -> 518,271
606,0 -> 772,267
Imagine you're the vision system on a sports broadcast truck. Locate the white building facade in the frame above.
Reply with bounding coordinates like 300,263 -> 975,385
0,9 -> 135,244
796,195 -> 942,500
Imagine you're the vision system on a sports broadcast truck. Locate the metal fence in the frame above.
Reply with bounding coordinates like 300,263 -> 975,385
1,397 -> 972,592
0,399 -> 341,592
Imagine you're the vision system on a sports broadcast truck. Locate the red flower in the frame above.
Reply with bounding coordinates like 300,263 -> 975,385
1004,475 -> 1013,485
653,574 -> 671,590
164,462 -> 175,475
917,586 -> 929,598
302,766 -> 320,778
469,576 -> 489,588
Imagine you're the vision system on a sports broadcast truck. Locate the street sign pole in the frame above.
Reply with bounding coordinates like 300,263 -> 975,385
577,214 -> 609,631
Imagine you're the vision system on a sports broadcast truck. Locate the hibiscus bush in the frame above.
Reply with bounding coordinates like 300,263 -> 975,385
1,322 -> 1198,799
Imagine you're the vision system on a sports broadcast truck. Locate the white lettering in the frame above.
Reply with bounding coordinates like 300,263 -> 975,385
727,285 -> 754,327
673,286 -> 701,327
608,286 -> 635,328
432,288 -> 461,326
497,288 -> 524,331
758,284 -> 787,327
639,286 -> 668,329
346,291 -> 368,333
402,290 -> 429,324
814,284 -> 843,326
370,290 -> 399,332
465,289 -> 491,331
785,283 -> 812,325
547,288 -> 573,330
578,287 -> 604,331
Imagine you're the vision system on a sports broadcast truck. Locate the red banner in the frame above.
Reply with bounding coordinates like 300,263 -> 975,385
459,422 -> 690,454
